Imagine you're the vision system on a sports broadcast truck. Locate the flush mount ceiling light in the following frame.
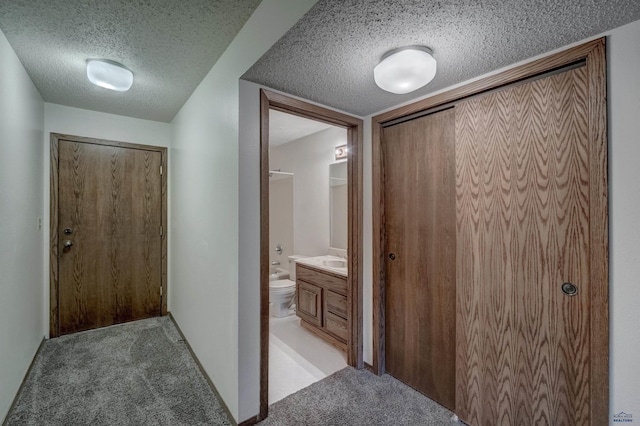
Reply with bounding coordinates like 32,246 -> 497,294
374,46 -> 437,94
86,59 -> 133,92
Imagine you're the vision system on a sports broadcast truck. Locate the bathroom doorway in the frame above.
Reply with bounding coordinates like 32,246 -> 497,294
259,90 -> 363,419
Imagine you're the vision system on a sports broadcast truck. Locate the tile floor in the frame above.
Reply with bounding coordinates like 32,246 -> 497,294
268,314 -> 347,404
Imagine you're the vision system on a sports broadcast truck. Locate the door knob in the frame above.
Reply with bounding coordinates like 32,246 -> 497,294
561,282 -> 577,296
388,253 -> 396,260
63,240 -> 73,248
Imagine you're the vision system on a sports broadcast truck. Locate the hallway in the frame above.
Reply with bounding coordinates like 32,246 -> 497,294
6,318 -> 231,426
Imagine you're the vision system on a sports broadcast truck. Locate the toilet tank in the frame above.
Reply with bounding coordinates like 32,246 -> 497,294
287,255 -> 307,281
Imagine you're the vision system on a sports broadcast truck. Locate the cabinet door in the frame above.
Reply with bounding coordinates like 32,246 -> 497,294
297,280 -> 322,327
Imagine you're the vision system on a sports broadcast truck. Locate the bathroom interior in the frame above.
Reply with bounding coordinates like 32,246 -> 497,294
267,108 -> 349,403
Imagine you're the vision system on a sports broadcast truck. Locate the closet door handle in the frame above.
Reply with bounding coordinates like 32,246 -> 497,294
561,282 -> 578,296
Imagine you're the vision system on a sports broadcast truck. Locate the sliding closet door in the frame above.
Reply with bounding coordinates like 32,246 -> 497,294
382,108 -> 456,409
455,66 -> 591,425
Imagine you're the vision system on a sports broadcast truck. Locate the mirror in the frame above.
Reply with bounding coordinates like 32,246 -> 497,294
329,161 -> 348,249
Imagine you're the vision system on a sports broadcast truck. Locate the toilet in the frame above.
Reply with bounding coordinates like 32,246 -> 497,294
269,255 -> 305,318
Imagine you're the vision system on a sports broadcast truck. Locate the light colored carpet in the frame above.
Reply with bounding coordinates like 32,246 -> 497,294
259,367 -> 456,425
5,317 -> 232,426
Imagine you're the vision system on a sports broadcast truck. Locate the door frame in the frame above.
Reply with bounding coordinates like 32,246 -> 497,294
49,133 -> 168,338
371,39 -> 608,425
259,89 -> 364,419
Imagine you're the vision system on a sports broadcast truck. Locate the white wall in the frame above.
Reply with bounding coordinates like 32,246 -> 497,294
171,0 -> 317,422
270,127 -> 347,257
269,176 -> 294,270
0,28 -> 45,422
607,19 -> 640,422
44,103 -> 171,147
42,103 -> 171,336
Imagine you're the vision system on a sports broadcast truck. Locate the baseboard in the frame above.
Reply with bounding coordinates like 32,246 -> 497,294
167,312 -> 239,426
363,362 -> 374,373
2,336 -> 46,426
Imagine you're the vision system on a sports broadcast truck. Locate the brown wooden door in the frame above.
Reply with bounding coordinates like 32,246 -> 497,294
57,140 -> 162,335
455,65 -> 591,425
382,108 -> 457,409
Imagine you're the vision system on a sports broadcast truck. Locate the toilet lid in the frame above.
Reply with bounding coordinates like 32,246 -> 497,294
270,279 -> 295,288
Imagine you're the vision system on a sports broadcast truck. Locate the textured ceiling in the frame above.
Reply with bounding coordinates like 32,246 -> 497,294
269,109 -> 333,146
0,0 -> 261,122
243,0 -> 640,116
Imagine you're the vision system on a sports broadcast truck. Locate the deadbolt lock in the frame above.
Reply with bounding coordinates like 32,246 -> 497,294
63,228 -> 73,235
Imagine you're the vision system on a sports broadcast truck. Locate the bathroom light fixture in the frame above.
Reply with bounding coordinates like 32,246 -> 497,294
86,59 -> 133,91
335,145 -> 348,161
374,46 -> 437,94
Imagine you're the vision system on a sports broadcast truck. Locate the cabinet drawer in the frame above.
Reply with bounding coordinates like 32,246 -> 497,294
325,312 -> 348,342
297,280 -> 322,327
297,264 -> 347,296
326,290 -> 347,319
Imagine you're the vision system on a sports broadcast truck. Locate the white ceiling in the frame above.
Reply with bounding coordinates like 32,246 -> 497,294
1,1 -> 640,122
269,110 -> 334,146
0,0 -> 261,122
243,0 -> 640,116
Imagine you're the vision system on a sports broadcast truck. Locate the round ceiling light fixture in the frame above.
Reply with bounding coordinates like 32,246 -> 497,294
86,59 -> 133,92
374,46 -> 437,94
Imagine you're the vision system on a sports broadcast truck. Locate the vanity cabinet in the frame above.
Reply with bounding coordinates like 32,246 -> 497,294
296,263 -> 348,350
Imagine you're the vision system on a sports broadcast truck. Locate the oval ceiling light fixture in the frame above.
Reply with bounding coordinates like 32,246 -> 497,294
374,46 -> 437,94
86,59 -> 133,92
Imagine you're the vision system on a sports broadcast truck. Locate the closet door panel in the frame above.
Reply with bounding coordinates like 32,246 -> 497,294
455,66 -> 591,425
383,108 -> 457,409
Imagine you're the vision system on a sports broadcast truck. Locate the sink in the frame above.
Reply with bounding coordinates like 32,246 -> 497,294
322,259 -> 347,268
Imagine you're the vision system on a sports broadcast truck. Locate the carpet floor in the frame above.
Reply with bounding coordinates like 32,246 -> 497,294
5,317 -> 232,426
259,367 -> 455,425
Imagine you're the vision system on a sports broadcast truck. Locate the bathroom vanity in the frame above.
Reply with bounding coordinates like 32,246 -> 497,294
295,256 -> 348,351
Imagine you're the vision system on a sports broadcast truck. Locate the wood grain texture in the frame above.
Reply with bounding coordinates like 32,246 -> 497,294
371,38 -> 608,426
586,41 -> 609,426
49,135 -> 60,337
57,139 -> 162,335
383,108 -> 457,410
296,264 -> 347,296
347,123 -> 364,368
296,264 -> 348,346
455,65 -> 591,425
371,120 -> 386,375
326,290 -> 348,318
259,88 -> 364,419
325,311 -> 348,341
161,152 -> 168,315
50,134 -> 167,338
259,90 -> 271,421
297,280 -> 323,327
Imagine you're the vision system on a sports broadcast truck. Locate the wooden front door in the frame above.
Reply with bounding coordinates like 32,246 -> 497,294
55,138 -> 163,336
455,65 -> 593,425
382,108 -> 457,409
